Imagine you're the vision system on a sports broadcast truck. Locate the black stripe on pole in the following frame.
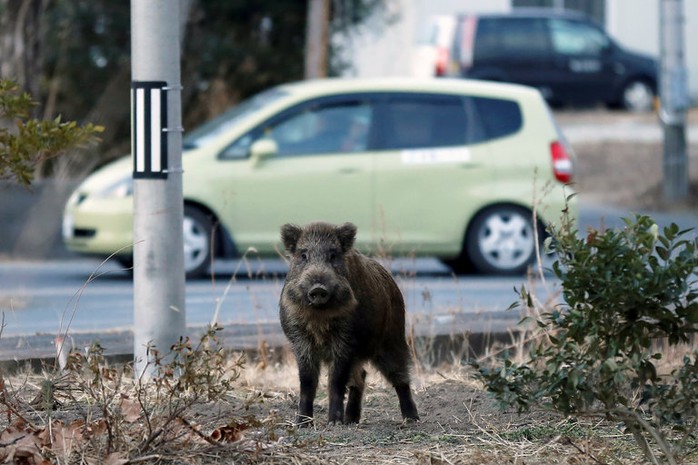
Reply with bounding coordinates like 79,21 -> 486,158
132,81 -> 168,179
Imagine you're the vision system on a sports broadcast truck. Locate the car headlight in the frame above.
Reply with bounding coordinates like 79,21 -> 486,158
97,176 -> 133,198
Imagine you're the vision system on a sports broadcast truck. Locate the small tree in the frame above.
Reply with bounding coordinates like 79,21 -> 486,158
0,78 -> 102,186
474,213 -> 698,464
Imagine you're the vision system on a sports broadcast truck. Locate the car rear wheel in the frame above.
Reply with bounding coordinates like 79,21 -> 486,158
183,205 -> 213,279
465,206 -> 539,275
621,79 -> 654,112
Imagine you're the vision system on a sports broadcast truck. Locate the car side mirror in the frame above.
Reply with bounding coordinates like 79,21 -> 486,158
249,138 -> 278,166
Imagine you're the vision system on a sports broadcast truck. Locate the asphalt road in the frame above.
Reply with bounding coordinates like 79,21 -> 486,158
0,256 -> 558,361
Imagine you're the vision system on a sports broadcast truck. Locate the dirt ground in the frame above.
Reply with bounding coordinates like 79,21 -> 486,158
211,362 -> 644,465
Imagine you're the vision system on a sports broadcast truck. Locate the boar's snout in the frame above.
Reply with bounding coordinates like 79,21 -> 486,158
308,283 -> 330,306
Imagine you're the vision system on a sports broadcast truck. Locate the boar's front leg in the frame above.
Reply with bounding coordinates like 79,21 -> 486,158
296,355 -> 320,426
327,359 -> 353,424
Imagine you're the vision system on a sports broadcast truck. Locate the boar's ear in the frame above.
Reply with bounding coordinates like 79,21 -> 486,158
336,222 -> 357,253
280,224 -> 302,253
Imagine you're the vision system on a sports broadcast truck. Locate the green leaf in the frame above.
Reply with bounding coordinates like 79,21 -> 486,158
656,246 -> 670,261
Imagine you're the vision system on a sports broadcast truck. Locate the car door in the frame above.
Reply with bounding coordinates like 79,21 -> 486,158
207,97 -> 375,254
547,18 -> 617,103
370,93 -> 493,257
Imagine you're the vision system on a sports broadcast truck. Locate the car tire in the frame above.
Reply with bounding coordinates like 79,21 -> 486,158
621,79 -> 654,112
183,205 -> 213,279
465,206 -> 539,275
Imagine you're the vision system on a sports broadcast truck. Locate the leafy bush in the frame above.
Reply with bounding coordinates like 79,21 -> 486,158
0,78 -> 102,186
474,214 -> 698,464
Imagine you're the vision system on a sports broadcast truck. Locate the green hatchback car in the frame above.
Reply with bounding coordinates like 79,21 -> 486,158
63,78 -> 575,277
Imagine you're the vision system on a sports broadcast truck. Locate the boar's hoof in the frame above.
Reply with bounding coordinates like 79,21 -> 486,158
308,284 -> 330,306
295,415 -> 314,428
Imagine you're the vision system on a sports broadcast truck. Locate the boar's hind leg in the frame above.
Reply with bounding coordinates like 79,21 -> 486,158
297,357 -> 320,426
373,353 -> 420,421
345,365 -> 367,424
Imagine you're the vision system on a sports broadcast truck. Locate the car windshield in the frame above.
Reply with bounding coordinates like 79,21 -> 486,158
183,87 -> 288,149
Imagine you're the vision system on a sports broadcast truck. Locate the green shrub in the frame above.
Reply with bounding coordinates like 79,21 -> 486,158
474,213 -> 698,464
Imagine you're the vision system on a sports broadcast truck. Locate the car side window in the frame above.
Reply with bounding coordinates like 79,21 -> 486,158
219,100 -> 373,159
269,101 -> 372,156
220,132 -> 259,159
549,19 -> 609,56
380,96 -> 472,150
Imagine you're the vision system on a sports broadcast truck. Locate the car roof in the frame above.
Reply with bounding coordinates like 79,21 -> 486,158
274,77 -> 541,101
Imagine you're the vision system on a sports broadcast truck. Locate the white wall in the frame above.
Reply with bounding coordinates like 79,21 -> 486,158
339,0 -> 510,78
606,0 -> 697,102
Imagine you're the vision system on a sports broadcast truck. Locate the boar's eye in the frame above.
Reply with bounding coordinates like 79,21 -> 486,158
328,249 -> 340,262
299,250 -> 309,261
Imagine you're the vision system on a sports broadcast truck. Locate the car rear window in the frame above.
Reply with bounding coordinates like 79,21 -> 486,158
377,94 -> 522,150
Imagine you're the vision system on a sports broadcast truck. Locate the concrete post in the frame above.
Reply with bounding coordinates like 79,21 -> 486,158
659,0 -> 689,202
131,0 -> 186,377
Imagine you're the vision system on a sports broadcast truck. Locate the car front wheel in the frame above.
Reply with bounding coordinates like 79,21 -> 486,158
183,205 -> 213,279
465,206 -> 539,275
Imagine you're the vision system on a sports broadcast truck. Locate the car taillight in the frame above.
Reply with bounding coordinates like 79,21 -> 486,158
551,141 -> 573,183
434,47 -> 449,76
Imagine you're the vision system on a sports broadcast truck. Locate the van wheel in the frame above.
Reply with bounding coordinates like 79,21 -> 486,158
183,205 -> 213,279
621,79 -> 654,112
465,206 -> 539,275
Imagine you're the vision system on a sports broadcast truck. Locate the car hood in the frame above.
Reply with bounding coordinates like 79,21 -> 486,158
77,155 -> 132,193
76,146 -> 204,194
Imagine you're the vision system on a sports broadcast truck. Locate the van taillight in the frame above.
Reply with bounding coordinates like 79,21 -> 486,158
551,141 -> 573,183
435,47 -> 449,76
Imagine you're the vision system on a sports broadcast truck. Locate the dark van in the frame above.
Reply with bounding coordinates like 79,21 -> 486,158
448,9 -> 658,112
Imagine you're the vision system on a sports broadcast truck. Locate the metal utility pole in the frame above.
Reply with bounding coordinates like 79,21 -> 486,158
131,0 -> 186,378
659,0 -> 689,202
304,0 -> 330,79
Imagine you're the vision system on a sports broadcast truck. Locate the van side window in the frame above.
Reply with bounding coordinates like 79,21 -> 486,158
476,18 -> 549,59
549,19 -> 609,56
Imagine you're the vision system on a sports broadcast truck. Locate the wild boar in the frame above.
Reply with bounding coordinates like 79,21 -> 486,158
279,221 -> 419,425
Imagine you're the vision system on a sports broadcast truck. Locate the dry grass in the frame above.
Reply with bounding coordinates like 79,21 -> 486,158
0,327 -> 681,465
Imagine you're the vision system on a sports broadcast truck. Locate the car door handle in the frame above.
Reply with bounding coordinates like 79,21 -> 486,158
338,167 -> 359,174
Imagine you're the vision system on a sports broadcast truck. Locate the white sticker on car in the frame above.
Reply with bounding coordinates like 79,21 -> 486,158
401,147 -> 471,165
